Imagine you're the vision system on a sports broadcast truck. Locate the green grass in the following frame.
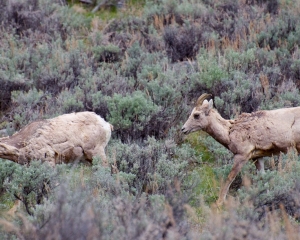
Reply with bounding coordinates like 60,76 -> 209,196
183,132 -> 215,163
183,132 -> 220,205
195,165 -> 219,204
66,0 -> 145,21
0,193 -> 15,215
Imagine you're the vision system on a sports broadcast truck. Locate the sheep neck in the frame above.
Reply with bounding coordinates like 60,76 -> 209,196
204,110 -> 231,149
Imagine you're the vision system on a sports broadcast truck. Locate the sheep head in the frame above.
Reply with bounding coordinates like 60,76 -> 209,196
181,93 -> 213,134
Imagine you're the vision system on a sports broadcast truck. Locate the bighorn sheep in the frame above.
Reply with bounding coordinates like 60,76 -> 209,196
182,93 -> 300,206
0,112 -> 113,166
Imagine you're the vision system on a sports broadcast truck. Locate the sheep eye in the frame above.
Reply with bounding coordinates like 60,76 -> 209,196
194,114 -> 200,120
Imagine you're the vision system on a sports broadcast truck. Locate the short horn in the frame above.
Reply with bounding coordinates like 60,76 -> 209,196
196,93 -> 212,106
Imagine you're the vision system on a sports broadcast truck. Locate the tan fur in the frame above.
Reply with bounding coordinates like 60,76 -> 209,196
182,94 -> 300,206
0,112 -> 112,166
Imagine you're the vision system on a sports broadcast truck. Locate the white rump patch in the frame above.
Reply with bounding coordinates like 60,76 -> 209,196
96,115 -> 112,145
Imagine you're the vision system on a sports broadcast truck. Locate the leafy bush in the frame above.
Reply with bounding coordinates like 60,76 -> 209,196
1,179 -> 196,240
56,88 -> 85,113
0,0 -> 89,37
163,25 -> 201,62
0,32 -> 31,112
105,137 -> 197,195
93,44 -> 122,63
3,161 -> 57,216
0,161 -> 18,195
107,91 -> 159,140
237,152 -> 300,220
257,11 -> 299,51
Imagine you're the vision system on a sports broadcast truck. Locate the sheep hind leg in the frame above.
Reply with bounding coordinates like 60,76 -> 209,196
254,158 -> 265,174
84,146 -> 109,167
216,154 -> 248,207
98,147 -> 109,167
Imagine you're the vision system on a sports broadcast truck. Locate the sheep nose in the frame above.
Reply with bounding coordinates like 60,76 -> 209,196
181,127 -> 186,132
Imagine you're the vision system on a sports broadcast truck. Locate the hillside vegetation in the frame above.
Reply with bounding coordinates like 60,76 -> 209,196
1,0 -> 300,239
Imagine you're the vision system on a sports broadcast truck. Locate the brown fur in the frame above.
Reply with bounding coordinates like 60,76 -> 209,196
182,94 -> 300,206
0,112 -> 112,166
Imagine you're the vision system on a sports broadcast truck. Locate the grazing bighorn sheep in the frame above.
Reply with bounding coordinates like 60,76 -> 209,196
0,112 -> 113,166
182,93 -> 300,206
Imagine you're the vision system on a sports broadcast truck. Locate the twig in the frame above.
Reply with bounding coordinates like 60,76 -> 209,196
92,0 -> 108,13
79,0 -> 93,4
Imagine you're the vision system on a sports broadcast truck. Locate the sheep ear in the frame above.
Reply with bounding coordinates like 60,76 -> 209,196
208,99 -> 213,110
202,99 -> 209,105
204,99 -> 213,115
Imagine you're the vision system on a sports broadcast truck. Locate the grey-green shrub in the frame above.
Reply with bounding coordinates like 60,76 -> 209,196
3,161 -> 57,216
107,91 -> 159,140
105,137 -> 198,195
0,136 -> 200,239
237,152 -> 300,220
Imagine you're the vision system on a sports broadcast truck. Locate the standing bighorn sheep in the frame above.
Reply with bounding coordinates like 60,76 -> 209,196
0,112 -> 113,166
182,93 -> 300,206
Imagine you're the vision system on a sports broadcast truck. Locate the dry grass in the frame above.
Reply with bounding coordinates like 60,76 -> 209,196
259,73 -> 270,99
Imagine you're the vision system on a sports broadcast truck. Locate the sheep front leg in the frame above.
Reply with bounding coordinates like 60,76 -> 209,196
216,154 -> 248,206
